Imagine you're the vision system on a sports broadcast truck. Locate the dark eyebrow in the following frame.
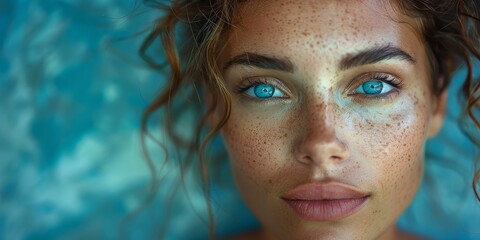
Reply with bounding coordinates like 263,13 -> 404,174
223,52 -> 295,73
340,45 -> 416,71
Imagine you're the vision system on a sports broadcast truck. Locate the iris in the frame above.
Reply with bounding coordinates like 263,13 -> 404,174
362,81 -> 383,95
254,84 -> 275,98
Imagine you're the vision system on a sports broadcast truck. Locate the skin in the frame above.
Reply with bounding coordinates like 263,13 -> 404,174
215,0 -> 447,239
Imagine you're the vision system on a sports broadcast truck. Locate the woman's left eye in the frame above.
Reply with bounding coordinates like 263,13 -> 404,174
354,80 -> 395,95
244,83 -> 286,99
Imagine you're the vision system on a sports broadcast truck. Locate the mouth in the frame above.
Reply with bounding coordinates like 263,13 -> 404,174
281,181 -> 370,221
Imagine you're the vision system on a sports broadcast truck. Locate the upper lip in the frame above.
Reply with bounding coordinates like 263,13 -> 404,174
282,181 -> 370,200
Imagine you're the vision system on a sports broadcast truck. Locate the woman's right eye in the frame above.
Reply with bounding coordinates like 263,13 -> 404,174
235,77 -> 288,99
244,83 -> 286,99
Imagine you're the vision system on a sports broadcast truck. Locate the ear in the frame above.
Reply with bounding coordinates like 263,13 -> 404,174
427,89 -> 448,138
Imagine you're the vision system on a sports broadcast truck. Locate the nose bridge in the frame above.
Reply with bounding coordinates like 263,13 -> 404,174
295,96 -> 349,166
303,99 -> 336,143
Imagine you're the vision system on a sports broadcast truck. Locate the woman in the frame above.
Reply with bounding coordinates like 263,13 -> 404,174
140,0 -> 480,239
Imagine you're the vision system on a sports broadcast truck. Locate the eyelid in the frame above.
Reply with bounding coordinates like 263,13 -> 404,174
346,72 -> 403,95
235,77 -> 292,99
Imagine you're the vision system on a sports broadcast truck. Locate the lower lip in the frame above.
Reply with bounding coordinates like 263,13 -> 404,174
284,197 -> 369,221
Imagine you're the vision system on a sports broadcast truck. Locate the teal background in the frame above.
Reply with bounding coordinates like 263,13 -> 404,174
0,0 -> 479,239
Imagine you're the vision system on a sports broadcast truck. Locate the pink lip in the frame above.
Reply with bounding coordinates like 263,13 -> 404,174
282,181 -> 370,221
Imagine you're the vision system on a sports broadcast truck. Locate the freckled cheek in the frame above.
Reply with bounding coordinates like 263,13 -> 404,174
371,119 -> 425,188
350,98 -> 430,164
351,106 -> 428,213
221,113 -> 288,190
354,118 -> 426,163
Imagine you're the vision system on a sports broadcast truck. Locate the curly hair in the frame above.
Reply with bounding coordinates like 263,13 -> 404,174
139,0 -> 480,238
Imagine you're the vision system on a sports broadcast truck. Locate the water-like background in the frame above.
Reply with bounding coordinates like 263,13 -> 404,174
1,0 -> 479,239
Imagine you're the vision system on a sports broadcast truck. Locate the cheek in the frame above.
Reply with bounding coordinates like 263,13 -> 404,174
221,110 -> 289,192
353,110 -> 427,167
348,95 -> 430,217
349,92 -> 430,162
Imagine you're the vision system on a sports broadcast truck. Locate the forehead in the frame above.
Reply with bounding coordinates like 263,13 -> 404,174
223,0 -> 424,68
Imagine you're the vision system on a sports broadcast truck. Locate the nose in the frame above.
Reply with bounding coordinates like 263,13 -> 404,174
294,102 -> 350,166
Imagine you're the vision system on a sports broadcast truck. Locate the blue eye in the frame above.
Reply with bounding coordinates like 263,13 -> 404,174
355,80 -> 394,95
245,83 -> 285,99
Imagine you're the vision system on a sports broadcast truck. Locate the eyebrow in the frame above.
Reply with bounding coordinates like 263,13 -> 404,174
223,52 -> 295,73
223,45 -> 415,73
339,45 -> 416,70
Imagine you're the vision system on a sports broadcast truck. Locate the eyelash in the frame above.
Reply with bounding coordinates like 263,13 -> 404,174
233,73 -> 403,101
348,73 -> 403,100
234,78 -> 287,97
235,78 -> 268,93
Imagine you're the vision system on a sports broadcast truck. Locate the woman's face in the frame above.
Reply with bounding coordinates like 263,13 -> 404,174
218,0 -> 445,239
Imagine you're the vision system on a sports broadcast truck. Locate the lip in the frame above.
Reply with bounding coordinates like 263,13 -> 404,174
282,181 -> 370,221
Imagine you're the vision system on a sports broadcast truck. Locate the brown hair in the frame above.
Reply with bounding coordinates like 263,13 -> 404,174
139,0 -> 480,238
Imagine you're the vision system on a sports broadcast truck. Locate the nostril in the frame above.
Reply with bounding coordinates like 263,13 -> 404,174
330,153 -> 350,163
331,155 -> 342,161
295,139 -> 350,166
298,155 -> 313,165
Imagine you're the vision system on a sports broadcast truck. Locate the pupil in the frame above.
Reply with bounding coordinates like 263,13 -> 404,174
254,84 -> 274,98
363,81 -> 383,94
